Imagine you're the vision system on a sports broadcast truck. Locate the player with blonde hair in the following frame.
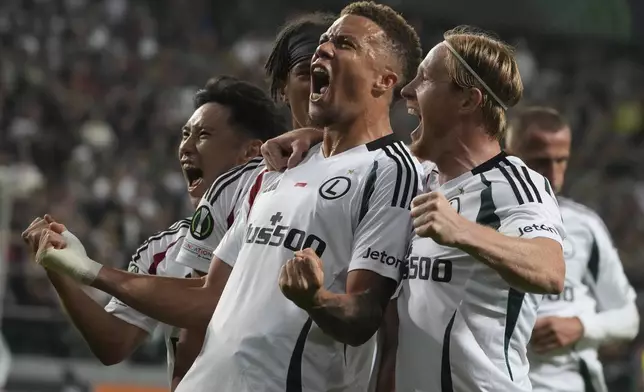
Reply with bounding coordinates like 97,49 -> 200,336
262,26 -> 567,392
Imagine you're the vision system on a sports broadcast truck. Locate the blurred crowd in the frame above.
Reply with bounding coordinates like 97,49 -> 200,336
1,0 -> 643,381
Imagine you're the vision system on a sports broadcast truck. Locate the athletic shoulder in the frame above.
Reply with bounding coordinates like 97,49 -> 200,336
367,137 -> 423,209
202,157 -> 265,206
130,218 -> 190,273
483,154 -> 557,208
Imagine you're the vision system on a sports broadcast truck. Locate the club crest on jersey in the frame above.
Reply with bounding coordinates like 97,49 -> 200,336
191,205 -> 214,240
449,197 -> 461,213
319,176 -> 351,200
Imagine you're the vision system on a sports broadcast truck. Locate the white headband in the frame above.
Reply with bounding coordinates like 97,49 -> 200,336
442,40 -> 508,111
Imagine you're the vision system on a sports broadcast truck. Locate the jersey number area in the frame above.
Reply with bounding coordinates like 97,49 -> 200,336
402,257 -> 453,282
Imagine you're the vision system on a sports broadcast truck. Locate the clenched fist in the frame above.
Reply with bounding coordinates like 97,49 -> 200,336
22,214 -> 66,258
279,248 -> 324,310
530,316 -> 584,354
411,192 -> 470,247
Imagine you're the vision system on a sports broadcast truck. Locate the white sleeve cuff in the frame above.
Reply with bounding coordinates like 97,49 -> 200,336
578,312 -> 606,343
578,302 -> 640,345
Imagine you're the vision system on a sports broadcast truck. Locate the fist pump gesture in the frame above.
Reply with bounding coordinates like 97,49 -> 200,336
279,248 -> 324,310
411,192 -> 469,247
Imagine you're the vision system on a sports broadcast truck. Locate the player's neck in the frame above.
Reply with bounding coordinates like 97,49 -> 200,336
321,108 -> 392,157
435,124 -> 501,184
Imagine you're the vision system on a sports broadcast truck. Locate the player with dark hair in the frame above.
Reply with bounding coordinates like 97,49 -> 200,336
30,3 -> 424,391
265,12 -> 336,129
21,75 -> 285,389
506,107 -> 639,392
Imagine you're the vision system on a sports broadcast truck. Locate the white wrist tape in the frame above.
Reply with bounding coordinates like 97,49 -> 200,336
38,230 -> 102,285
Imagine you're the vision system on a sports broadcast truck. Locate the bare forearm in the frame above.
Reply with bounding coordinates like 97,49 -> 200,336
459,225 -> 564,294
306,289 -> 383,347
92,267 -> 214,329
48,271 -> 146,365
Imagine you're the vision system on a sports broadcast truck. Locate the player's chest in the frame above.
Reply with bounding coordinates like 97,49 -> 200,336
249,163 -> 369,226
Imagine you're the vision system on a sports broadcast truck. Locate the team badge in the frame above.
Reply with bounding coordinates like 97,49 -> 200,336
319,176 -> 351,200
191,205 -> 214,240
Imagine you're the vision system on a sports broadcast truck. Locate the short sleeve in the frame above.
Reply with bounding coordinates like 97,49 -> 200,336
585,216 -> 636,311
104,259 -> 158,333
176,159 -> 263,273
496,181 -> 565,246
348,157 -> 423,283
213,170 -> 265,267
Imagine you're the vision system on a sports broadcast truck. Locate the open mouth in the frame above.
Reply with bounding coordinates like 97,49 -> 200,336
183,166 -> 204,192
408,107 -> 423,142
310,65 -> 331,102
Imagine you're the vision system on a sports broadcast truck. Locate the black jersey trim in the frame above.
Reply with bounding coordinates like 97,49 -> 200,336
394,141 -> 420,206
131,220 -> 190,263
544,177 -> 554,198
496,164 -> 525,205
579,359 -> 598,392
205,157 -> 263,204
477,173 -> 501,229
588,236 -> 599,282
285,317 -> 313,392
365,133 -> 399,151
358,160 -> 378,224
504,288 -> 525,381
441,310 -> 456,392
471,151 -> 507,175
521,166 -> 543,203
381,146 -> 404,208
382,145 -> 417,209
503,159 -> 536,203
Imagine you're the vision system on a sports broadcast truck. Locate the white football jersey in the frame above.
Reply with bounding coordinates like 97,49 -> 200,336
528,197 -> 636,392
176,157 -> 265,272
396,152 -> 566,392
177,135 -> 423,392
105,218 -> 193,381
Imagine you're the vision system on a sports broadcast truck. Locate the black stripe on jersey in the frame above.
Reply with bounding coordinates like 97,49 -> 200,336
131,220 -> 190,263
205,157 -> 263,204
286,317 -> 313,392
365,133 -> 399,151
502,158 -> 535,203
521,166 -> 543,203
381,146 -> 403,208
588,237 -> 599,282
504,289 -> 525,381
441,310 -> 456,392
477,173 -> 501,229
383,145 -> 417,209
544,177 -> 554,198
579,359 -> 598,392
390,143 -> 413,209
394,141 -> 420,206
495,164 -> 525,205
358,160 -> 378,224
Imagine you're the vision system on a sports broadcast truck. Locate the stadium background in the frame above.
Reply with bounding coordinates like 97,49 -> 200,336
1,0 -> 644,390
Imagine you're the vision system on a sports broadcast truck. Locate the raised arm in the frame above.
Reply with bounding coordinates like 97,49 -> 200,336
412,186 -> 566,294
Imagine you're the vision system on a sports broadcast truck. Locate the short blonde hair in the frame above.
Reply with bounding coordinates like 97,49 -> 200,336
443,26 -> 523,139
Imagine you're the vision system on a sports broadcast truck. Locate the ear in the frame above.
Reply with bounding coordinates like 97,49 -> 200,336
236,139 -> 263,165
373,68 -> 398,96
460,87 -> 483,114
